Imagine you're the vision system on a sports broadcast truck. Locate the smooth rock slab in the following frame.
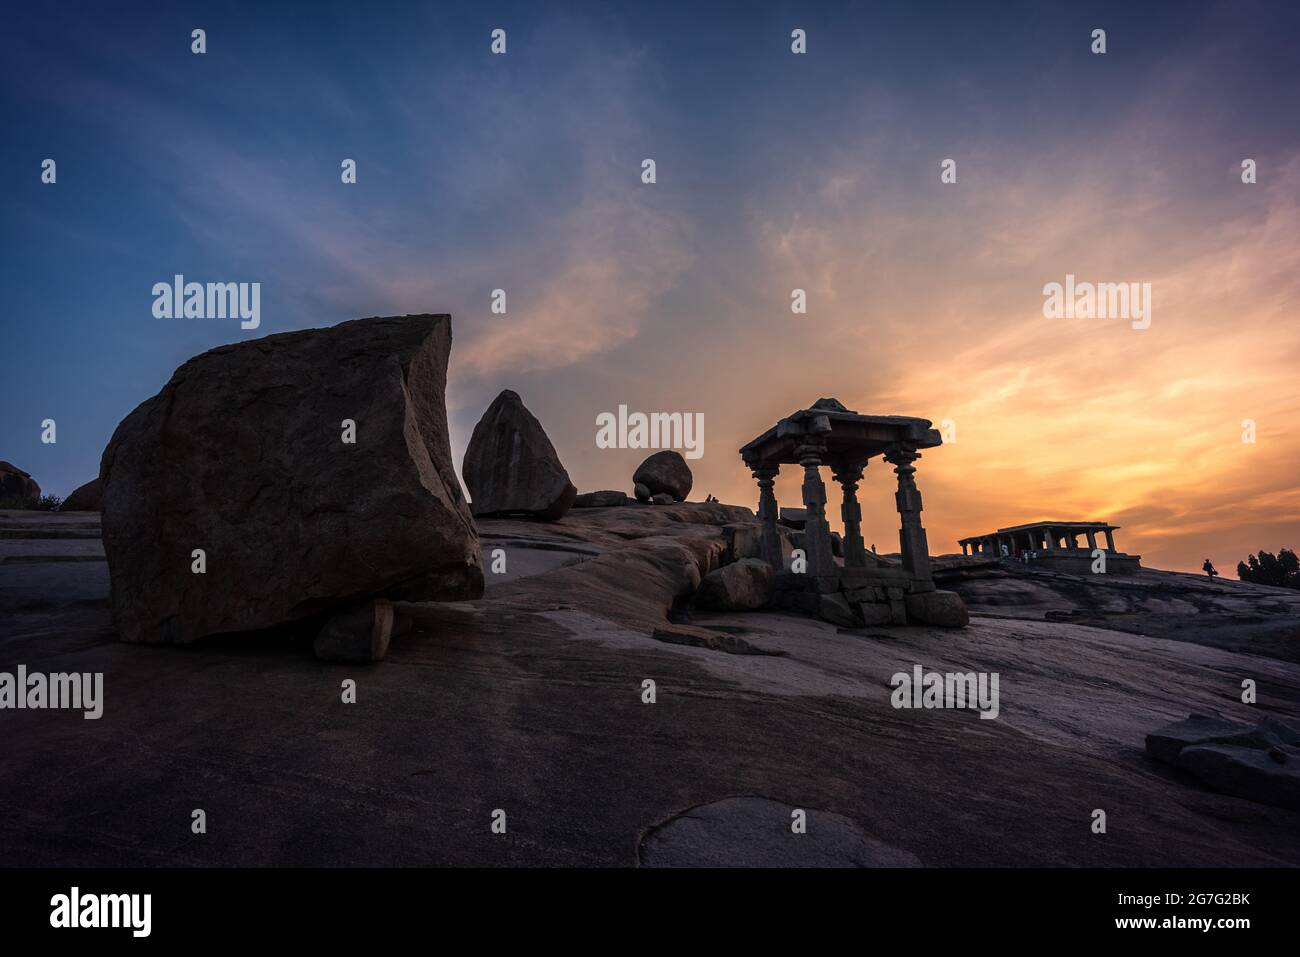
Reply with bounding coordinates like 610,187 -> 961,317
100,315 -> 483,644
1146,714 -> 1300,810
639,797 -> 922,867
1176,743 -> 1300,811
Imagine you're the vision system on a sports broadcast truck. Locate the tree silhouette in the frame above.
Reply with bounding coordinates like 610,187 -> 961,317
1237,547 -> 1300,589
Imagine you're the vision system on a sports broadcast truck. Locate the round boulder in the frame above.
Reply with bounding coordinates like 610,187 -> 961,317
633,450 -> 692,501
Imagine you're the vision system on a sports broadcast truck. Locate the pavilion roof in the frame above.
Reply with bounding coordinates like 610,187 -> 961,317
958,520 -> 1119,542
739,397 -> 941,467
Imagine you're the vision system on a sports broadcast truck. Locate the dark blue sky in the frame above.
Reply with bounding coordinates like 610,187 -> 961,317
2,1 -> 1298,573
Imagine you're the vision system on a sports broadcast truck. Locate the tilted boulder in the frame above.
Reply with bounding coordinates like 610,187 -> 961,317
462,390 -> 577,520
100,314 -> 483,644
633,450 -> 692,501
0,461 -> 40,504
62,478 -> 103,511
697,558 -> 773,611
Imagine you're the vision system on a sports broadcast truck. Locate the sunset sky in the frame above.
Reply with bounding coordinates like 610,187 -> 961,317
3,1 -> 1298,574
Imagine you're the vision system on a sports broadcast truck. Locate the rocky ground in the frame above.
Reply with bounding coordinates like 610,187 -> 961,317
2,503 -> 1299,866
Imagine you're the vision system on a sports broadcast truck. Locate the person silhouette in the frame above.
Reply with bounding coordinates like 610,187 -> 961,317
1202,559 -> 1218,578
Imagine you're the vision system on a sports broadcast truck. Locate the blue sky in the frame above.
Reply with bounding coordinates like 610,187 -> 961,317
3,1 -> 1298,571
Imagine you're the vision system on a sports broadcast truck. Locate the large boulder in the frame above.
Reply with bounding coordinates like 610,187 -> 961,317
462,390 -> 577,520
100,314 -> 483,644
633,450 -> 692,501
62,478 -> 103,511
697,558 -> 773,611
0,461 -> 40,505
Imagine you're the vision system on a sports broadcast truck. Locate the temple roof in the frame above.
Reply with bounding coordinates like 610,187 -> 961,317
958,520 -> 1119,542
739,398 -> 941,467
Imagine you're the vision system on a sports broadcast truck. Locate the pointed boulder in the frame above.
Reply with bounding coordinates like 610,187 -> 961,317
463,390 -> 577,521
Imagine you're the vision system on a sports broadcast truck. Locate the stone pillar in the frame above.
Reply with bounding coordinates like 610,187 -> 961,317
832,464 -> 867,567
961,542 -> 969,556
884,445 -> 932,582
1085,530 -> 1098,551
1104,528 -> 1116,553
797,444 -> 836,578
752,465 -> 783,570
1043,527 -> 1056,551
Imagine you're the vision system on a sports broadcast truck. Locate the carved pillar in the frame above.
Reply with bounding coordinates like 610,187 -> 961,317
1086,530 -> 1098,552
1043,527 -> 1056,551
884,445 -> 932,582
961,542 -> 969,556
1104,529 -> 1116,553
751,465 -> 783,570
796,443 -> 836,578
832,463 -> 867,567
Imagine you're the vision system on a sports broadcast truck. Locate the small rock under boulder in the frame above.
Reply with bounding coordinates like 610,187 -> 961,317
0,461 -> 40,504
633,483 -> 652,503
462,390 -> 577,521
62,478 -> 103,511
314,598 -> 394,663
573,490 -> 627,508
100,314 -> 484,645
697,558 -> 773,611
633,450 -> 692,501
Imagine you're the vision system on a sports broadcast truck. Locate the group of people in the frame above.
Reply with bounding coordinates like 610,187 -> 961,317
1001,544 -> 1039,564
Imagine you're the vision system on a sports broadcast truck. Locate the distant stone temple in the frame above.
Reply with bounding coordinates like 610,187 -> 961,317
739,398 -> 968,627
958,521 -> 1141,574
